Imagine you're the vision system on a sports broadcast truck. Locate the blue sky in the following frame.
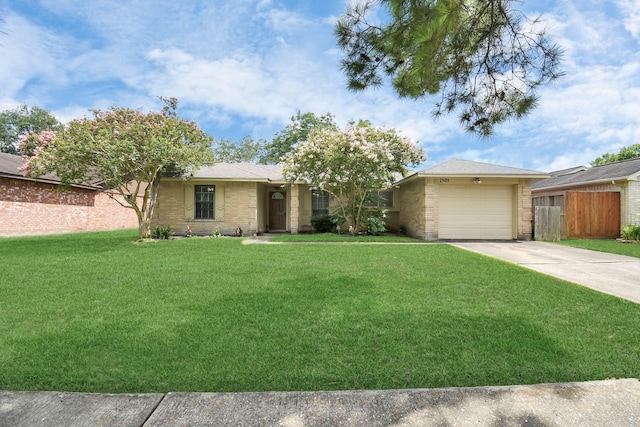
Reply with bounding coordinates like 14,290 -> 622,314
1,0 -> 639,171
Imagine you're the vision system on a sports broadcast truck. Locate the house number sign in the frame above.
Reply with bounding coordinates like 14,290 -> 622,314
439,178 -> 450,183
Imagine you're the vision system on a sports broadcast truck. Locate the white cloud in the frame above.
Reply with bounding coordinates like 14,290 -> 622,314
0,98 -> 21,111
260,8 -> 310,33
3,0 -> 640,173
0,14 -> 65,97
618,0 -> 640,40
144,48 -> 296,121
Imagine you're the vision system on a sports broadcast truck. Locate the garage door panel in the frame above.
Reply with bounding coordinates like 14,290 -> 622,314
439,185 -> 513,239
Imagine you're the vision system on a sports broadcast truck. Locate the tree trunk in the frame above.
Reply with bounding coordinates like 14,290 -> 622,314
137,174 -> 161,239
138,220 -> 150,239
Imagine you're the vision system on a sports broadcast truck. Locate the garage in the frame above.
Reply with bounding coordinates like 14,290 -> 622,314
439,184 -> 514,240
396,159 -> 549,241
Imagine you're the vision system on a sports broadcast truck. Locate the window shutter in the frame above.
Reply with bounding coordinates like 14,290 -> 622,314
184,184 -> 194,220
215,184 -> 225,220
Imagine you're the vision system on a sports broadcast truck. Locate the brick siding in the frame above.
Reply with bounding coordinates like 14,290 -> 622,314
626,180 -> 640,225
152,180 -> 317,236
0,177 -> 139,236
152,180 -> 261,236
517,179 -> 533,240
398,178 -> 428,239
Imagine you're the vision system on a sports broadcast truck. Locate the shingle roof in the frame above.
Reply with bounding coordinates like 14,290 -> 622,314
0,152 -> 100,189
410,158 -> 548,178
531,157 -> 640,190
547,165 -> 589,178
0,152 -> 61,184
191,159 -> 549,183
192,162 -> 284,181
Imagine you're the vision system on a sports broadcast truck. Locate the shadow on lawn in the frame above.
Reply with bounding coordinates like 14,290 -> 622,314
2,291 -> 572,393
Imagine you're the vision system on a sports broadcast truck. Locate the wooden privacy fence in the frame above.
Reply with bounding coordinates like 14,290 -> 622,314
564,192 -> 620,238
534,206 -> 561,242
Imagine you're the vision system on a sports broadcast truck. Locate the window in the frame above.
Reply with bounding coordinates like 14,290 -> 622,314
367,190 -> 394,208
311,189 -> 330,217
378,190 -> 394,208
195,185 -> 215,219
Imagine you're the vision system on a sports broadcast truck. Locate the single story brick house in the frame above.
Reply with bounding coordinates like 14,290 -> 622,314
151,162 -> 309,236
0,152 -> 138,236
152,158 -> 548,240
531,158 -> 640,238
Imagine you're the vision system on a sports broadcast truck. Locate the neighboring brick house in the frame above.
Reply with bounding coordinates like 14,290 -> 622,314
0,152 -> 138,236
531,158 -> 640,238
152,159 -> 548,240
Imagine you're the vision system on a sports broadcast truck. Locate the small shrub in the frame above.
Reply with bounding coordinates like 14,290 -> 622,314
152,225 -> 173,240
311,216 -> 336,233
365,215 -> 387,235
212,227 -> 222,238
621,224 -> 640,241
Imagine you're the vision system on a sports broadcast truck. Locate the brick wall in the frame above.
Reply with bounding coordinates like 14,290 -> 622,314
398,178 -> 427,239
517,179 -> 533,240
152,180 -> 261,236
223,181 -> 258,234
0,177 -> 139,236
297,184 -> 313,232
424,179 -> 439,240
626,180 -> 640,225
153,180 -> 320,236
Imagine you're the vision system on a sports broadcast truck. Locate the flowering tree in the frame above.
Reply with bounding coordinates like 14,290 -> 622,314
21,99 -> 214,238
282,124 -> 425,232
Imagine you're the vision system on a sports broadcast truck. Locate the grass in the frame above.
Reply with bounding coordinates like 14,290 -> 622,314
270,232 -> 423,243
1,230 -> 639,393
558,238 -> 640,258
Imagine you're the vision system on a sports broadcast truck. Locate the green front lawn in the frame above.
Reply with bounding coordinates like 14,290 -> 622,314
558,238 -> 640,258
1,231 -> 638,393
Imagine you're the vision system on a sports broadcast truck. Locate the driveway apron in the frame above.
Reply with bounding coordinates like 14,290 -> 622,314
450,241 -> 640,304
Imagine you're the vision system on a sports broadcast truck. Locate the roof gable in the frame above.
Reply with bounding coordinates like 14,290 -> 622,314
532,157 -> 640,190
414,158 -> 548,177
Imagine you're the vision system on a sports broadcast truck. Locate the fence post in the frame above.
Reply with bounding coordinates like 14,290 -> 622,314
535,206 -> 561,242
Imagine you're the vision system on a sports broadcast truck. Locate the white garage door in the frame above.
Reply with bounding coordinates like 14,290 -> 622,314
439,185 -> 513,239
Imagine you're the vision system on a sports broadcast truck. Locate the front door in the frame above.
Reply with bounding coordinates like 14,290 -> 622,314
269,192 -> 287,231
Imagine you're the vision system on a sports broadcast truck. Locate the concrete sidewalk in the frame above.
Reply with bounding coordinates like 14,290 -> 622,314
450,241 -> 640,304
2,379 -> 639,426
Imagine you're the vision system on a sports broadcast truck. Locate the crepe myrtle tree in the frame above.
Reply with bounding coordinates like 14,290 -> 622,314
282,123 -> 425,232
21,98 -> 215,239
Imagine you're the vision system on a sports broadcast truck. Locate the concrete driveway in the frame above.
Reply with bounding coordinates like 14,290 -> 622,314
450,241 -> 640,304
